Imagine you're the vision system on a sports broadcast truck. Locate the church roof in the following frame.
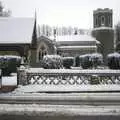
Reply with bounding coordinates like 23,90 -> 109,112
55,35 -> 96,42
0,17 -> 35,44
93,27 -> 113,31
57,45 -> 97,50
50,35 -> 99,45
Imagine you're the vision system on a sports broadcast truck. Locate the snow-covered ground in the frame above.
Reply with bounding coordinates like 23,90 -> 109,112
13,84 -> 120,93
26,68 -> 120,74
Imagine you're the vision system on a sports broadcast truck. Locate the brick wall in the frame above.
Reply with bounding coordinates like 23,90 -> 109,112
0,86 -> 17,92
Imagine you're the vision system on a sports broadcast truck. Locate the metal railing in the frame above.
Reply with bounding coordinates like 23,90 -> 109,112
18,68 -> 120,86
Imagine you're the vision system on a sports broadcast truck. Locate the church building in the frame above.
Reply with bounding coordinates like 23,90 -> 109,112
0,8 -> 115,67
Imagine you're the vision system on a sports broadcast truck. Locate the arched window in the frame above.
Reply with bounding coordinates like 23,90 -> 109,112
37,43 -> 48,62
38,50 -> 42,60
101,16 -> 105,26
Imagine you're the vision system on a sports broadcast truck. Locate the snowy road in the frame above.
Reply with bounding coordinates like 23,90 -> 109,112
0,104 -> 120,116
1,92 -> 120,120
1,92 -> 120,105
0,104 -> 120,120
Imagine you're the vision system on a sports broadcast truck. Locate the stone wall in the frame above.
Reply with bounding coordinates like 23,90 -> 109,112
92,29 -> 114,61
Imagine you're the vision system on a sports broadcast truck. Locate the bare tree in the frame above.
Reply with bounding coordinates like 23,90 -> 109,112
0,1 -> 11,17
39,24 -> 90,36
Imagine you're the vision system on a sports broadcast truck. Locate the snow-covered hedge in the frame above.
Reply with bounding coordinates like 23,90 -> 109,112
75,56 -> 80,67
80,53 -> 103,69
41,55 -> 63,69
0,55 -> 21,76
107,52 -> 120,69
80,54 -> 92,69
63,57 -> 74,69
90,53 -> 103,68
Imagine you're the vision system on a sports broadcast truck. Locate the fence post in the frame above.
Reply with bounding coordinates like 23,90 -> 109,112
17,66 -> 27,85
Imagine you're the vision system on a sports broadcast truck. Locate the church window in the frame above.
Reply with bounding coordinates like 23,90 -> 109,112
37,44 -> 48,61
44,51 -> 47,55
39,50 -> 42,60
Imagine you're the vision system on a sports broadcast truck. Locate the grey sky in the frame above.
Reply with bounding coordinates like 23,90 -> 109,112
2,0 -> 120,28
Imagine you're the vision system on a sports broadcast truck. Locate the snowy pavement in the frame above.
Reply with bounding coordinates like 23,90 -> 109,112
0,102 -> 120,120
1,92 -> 120,106
13,84 -> 120,93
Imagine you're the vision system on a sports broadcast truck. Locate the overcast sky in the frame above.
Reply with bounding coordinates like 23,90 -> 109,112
2,0 -> 120,29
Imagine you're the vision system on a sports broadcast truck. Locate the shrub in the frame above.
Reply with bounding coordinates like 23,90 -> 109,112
42,55 -> 63,69
80,54 -> 92,69
90,53 -> 103,68
107,52 -> 120,69
80,53 -> 103,69
63,57 -> 74,69
0,55 -> 21,76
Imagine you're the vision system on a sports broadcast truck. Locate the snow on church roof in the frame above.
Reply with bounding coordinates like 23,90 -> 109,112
57,46 -> 97,50
50,35 -> 97,42
50,35 -> 100,45
0,17 -> 35,44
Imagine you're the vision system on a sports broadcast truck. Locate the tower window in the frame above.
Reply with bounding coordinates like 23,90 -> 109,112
108,16 -> 111,26
95,17 -> 98,26
101,16 -> 105,26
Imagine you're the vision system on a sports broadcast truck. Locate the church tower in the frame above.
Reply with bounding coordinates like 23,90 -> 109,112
92,8 -> 114,60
